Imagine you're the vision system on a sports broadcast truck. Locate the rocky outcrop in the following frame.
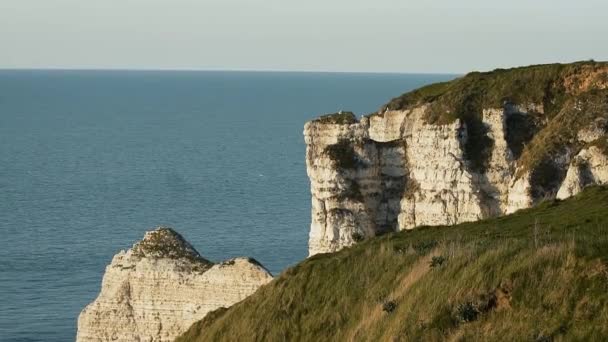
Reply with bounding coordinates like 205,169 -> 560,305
305,110 -> 495,255
305,62 -> 608,255
557,145 -> 608,199
76,227 -> 272,342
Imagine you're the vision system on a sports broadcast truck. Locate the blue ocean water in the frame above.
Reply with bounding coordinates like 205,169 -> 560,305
0,70 -> 455,341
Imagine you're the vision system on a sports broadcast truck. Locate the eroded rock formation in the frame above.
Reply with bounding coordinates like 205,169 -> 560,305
305,62 -> 608,255
76,227 -> 272,342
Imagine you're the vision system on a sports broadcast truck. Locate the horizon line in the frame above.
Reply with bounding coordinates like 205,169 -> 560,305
0,66 -> 463,76
1,59 -> 603,75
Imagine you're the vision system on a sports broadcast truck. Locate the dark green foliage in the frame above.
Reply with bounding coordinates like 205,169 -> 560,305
392,244 -> 408,254
412,240 -> 438,255
383,63 -> 580,122
454,302 -> 480,323
382,300 -> 397,313
430,255 -> 447,268
382,81 -> 452,113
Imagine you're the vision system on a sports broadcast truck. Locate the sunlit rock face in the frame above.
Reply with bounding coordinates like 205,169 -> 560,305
76,227 -> 272,342
305,102 -> 608,255
557,146 -> 608,199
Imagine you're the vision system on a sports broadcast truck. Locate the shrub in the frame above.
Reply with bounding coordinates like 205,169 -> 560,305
412,240 -> 438,255
430,256 -> 447,268
392,244 -> 409,254
382,300 -> 397,313
351,232 -> 364,243
454,302 -> 480,323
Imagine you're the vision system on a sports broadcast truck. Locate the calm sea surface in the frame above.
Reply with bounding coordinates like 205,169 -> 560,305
0,70 -> 455,341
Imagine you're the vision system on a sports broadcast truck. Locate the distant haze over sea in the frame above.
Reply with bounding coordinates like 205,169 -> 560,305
0,70 -> 455,341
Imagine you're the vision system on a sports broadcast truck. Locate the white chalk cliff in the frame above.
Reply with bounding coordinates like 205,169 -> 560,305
76,227 -> 272,342
557,145 -> 608,199
305,63 -> 608,255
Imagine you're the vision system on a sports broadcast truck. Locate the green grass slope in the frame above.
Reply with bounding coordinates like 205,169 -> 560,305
178,186 -> 608,342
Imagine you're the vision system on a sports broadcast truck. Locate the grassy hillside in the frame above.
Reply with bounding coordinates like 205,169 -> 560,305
178,186 -> 608,342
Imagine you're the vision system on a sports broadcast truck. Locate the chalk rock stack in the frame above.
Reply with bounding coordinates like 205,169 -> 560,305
76,227 -> 272,342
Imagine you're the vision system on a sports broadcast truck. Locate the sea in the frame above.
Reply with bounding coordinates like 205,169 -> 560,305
0,70 -> 455,341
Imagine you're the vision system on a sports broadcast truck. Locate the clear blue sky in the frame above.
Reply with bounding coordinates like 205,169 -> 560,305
1,0 -> 606,73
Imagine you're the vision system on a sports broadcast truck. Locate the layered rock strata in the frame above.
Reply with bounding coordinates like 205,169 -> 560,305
77,227 -> 272,342
305,63 -> 608,255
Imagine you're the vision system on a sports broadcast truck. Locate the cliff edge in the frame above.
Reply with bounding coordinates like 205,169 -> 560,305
305,61 -> 608,255
76,227 -> 273,342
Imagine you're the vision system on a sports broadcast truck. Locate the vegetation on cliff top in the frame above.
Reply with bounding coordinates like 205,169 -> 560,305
131,227 -> 212,271
178,186 -> 608,342
313,111 -> 357,124
377,61 -> 608,175
381,61 -> 608,122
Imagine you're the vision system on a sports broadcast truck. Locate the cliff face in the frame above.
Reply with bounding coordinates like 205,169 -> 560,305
305,62 -> 608,255
76,228 -> 272,342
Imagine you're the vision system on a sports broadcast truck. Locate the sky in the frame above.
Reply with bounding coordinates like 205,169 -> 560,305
1,0 -> 607,73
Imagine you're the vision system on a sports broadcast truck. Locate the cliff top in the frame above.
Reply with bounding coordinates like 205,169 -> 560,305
307,61 -> 608,175
379,60 -> 608,123
131,227 -> 212,266
312,111 -> 357,125
307,61 -> 608,125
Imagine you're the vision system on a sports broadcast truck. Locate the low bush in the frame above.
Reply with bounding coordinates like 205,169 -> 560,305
429,255 -> 447,268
